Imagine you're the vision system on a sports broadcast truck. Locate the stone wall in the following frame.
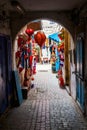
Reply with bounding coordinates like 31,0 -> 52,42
10,11 -> 75,41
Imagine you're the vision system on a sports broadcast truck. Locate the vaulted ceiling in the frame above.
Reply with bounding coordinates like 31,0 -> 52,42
0,0 -> 87,12
0,0 -> 87,37
11,0 -> 87,11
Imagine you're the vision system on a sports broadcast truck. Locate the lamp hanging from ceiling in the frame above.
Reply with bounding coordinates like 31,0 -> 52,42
11,0 -> 25,14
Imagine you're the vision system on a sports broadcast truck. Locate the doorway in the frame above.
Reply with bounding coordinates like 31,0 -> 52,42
76,34 -> 85,112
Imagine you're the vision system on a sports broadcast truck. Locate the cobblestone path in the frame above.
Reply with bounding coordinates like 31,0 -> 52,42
0,64 -> 87,130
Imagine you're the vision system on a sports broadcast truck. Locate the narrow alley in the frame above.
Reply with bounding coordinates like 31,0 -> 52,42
0,64 -> 87,130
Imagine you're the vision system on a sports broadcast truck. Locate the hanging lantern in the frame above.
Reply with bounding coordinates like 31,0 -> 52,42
34,31 -> 46,48
25,28 -> 34,36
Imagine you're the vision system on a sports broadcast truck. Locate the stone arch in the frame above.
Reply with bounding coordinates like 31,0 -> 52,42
10,11 -> 75,41
11,11 -> 74,70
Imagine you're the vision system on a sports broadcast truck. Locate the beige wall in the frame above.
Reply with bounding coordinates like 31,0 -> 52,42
69,38 -> 76,99
64,30 -> 69,85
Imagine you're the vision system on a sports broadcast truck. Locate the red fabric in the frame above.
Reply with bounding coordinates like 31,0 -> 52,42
59,76 -> 64,87
33,66 -> 36,74
15,51 -> 21,58
58,48 -> 61,52
27,48 -> 31,53
19,67 -> 24,73
29,56 -> 33,66
58,69 -> 62,75
17,37 -> 24,47
60,55 -> 64,61
24,55 -> 28,60
31,76 -> 34,80
26,38 -> 31,44
58,33 -> 64,40
60,43 -> 64,50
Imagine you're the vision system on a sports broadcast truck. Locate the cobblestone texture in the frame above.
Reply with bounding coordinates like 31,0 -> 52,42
0,64 -> 87,130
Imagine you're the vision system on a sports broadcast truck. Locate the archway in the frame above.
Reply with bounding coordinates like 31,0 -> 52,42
12,18 -> 76,101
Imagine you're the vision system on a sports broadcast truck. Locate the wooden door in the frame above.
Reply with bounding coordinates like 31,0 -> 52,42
0,35 -> 12,114
0,35 -> 7,114
76,35 -> 84,111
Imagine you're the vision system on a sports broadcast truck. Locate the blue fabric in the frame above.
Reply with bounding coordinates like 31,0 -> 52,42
48,33 -> 60,43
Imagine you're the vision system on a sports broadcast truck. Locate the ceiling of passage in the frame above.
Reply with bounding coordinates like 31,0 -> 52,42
0,0 -> 87,12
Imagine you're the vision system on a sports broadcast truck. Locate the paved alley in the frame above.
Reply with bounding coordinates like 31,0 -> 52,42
0,64 -> 87,130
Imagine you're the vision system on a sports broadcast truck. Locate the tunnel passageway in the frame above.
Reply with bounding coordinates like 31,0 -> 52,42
0,64 -> 87,130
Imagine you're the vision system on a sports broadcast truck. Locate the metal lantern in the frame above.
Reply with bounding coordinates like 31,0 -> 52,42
34,31 -> 46,48
25,28 -> 34,36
